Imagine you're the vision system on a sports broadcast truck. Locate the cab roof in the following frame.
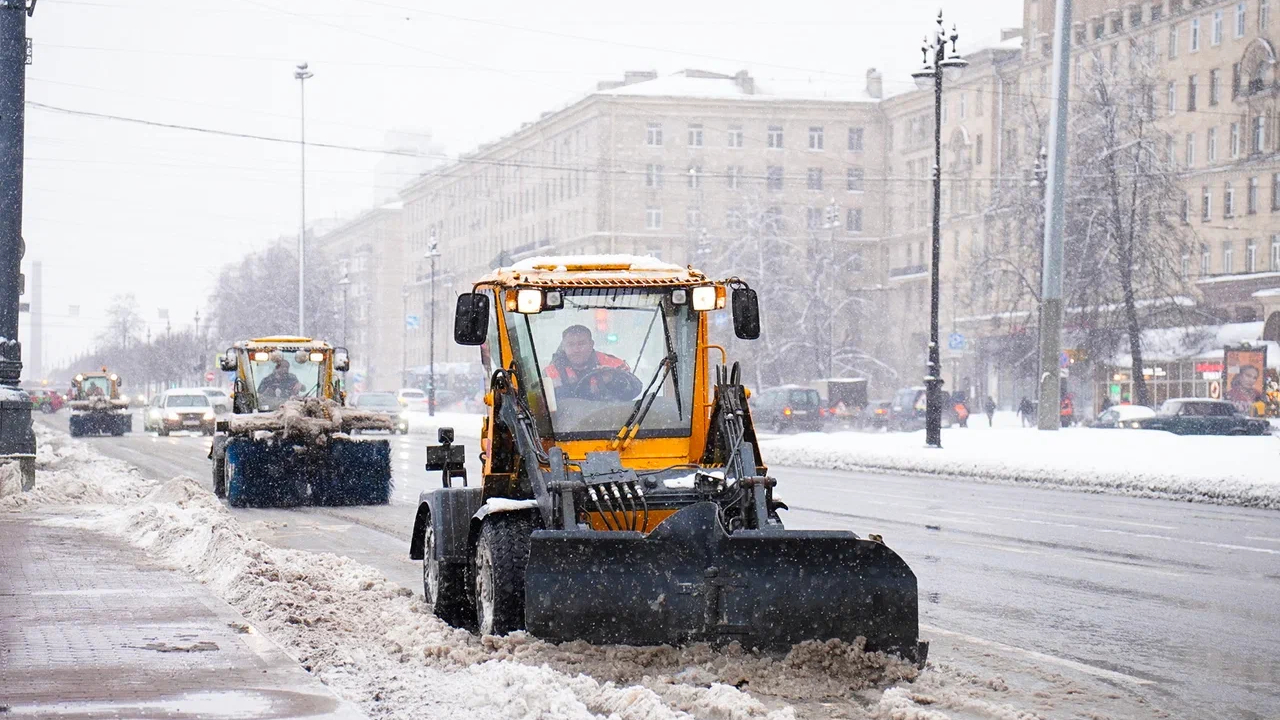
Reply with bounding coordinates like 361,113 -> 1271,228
477,254 -> 708,288
235,336 -> 333,350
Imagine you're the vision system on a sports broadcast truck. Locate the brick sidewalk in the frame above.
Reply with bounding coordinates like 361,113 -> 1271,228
0,514 -> 366,719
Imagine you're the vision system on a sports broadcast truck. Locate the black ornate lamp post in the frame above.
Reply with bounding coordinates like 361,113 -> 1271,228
911,11 -> 967,449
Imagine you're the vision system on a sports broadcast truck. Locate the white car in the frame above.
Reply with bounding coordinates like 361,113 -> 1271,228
1093,404 -> 1156,429
201,387 -> 232,415
396,388 -> 428,410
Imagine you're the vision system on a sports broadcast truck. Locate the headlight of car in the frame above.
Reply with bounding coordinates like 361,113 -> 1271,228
148,409 -> 161,419
164,411 -> 179,421
203,410 -> 215,420
1128,421 -> 1140,428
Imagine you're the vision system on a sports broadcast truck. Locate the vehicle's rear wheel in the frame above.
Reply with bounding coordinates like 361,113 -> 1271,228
158,428 -> 169,437
473,513 -> 532,636
212,455 -> 227,498
422,516 -> 473,628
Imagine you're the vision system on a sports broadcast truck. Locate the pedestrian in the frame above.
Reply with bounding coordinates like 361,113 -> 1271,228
1100,396 -> 1113,413
1059,393 -> 1074,428
953,395 -> 970,428
984,395 -> 996,426
1018,397 -> 1033,427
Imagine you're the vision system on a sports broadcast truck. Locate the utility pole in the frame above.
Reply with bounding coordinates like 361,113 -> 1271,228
295,62 -> 313,337
401,285 -> 409,387
0,0 -> 36,490
1037,0 -> 1073,431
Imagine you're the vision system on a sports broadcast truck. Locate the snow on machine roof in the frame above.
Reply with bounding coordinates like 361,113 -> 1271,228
480,255 -> 706,288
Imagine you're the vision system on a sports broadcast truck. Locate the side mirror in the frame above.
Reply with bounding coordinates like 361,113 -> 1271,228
219,351 -> 237,372
731,287 -> 761,340
454,292 -> 490,346
334,347 -> 350,372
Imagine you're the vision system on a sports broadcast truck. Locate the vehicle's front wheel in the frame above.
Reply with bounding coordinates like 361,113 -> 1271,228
422,517 -> 472,628
158,428 -> 169,437
473,513 -> 532,636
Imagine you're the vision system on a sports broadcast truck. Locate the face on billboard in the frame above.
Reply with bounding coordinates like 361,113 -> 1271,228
1224,348 -> 1266,410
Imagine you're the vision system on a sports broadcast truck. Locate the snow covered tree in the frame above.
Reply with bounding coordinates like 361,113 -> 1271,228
208,242 -> 343,347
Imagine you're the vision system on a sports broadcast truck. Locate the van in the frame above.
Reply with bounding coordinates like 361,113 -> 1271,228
753,385 -> 824,432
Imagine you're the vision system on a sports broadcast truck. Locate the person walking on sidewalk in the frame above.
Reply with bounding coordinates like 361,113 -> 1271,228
984,396 -> 997,427
1018,397 -> 1034,427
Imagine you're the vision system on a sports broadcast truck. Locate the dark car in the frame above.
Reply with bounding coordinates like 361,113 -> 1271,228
752,385 -> 824,432
859,400 -> 893,430
887,386 -> 955,432
1131,398 -> 1269,435
353,392 -> 410,434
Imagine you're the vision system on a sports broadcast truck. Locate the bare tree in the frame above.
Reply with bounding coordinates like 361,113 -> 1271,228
208,243 -> 342,346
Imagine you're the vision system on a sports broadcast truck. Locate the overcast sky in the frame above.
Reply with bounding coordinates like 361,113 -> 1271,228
22,0 -> 1021,372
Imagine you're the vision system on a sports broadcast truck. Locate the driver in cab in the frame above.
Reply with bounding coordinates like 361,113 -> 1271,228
258,356 -> 303,400
544,325 -> 642,400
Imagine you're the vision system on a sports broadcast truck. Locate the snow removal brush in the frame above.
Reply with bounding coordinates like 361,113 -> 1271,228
209,338 -> 394,508
408,258 -> 927,665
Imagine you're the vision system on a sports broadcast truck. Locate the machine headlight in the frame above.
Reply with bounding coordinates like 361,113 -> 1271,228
516,288 -> 543,314
309,351 -> 325,363
691,285 -> 717,311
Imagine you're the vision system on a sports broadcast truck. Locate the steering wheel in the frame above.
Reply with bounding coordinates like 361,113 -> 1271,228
567,366 -> 644,402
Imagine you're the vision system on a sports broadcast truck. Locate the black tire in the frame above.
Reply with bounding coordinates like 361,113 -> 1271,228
474,513 -> 533,636
40,404 -> 55,415
422,515 -> 473,628
158,428 -> 169,437
212,455 -> 227,498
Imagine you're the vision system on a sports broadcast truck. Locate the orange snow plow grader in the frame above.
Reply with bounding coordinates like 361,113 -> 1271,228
68,370 -> 132,437
408,257 -> 927,664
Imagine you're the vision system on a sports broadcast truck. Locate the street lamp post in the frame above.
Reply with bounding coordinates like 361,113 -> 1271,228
911,11 -> 967,450
401,285 -> 409,387
425,229 -> 440,417
338,273 -> 351,347
294,61 -> 313,337
193,310 -> 201,385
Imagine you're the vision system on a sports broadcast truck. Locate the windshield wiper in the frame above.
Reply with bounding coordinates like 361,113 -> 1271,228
611,352 -> 675,450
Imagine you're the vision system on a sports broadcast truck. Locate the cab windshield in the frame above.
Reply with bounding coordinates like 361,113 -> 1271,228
246,349 -> 324,409
80,377 -> 111,397
506,287 -> 698,440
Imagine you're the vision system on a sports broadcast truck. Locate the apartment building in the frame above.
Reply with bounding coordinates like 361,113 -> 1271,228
399,69 -> 889,380
309,202 -> 407,390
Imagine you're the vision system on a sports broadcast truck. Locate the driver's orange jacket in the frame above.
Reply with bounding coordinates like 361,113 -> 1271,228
543,352 -> 629,385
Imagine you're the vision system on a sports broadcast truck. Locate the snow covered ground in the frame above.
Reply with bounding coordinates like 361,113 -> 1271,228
1,427 -> 1143,720
759,411 -> 1280,510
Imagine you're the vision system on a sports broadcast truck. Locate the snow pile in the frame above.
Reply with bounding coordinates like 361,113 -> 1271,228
9,431 -> 1002,720
761,426 -> 1280,509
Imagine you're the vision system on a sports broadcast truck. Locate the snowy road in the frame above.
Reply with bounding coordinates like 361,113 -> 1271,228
37,412 -> 1280,720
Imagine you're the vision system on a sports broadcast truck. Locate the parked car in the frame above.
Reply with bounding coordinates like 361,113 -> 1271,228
752,385 -> 824,433
1092,404 -> 1156,428
352,392 -> 410,434
29,388 -> 64,414
200,387 -> 232,415
859,400 -> 893,430
887,386 -> 955,431
150,389 -> 217,436
1131,398 -> 1269,435
396,387 -> 428,410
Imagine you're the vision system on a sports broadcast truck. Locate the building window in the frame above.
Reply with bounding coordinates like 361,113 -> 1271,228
1247,239 -> 1258,271
766,165 -> 784,191
1273,172 -> 1280,210
727,125 -> 743,148
767,125 -> 784,149
1209,69 -> 1221,105
646,123 -> 663,147
1182,193 -> 1192,223
645,206 -> 662,230
959,93 -> 967,119
1182,253 -> 1191,278
1233,62 -> 1242,98
1223,242 -> 1234,273
687,165 -> 702,189
726,165 -> 743,190
1167,81 -> 1177,114
1201,243 -> 1211,274
807,167 -> 823,190
1166,135 -> 1176,162
975,134 -> 984,164
1237,2 -> 1248,37
976,86 -> 985,115
1252,115 -> 1266,153
1262,0 -> 1271,32
688,124 -> 703,147
1152,2 -> 1164,22
1112,14 -> 1124,34
848,127 -> 864,152
846,208 -> 863,233
645,164 -> 664,188
1186,132 -> 1196,167
846,167 -> 865,192
1248,176 -> 1260,213
1202,185 -> 1212,221
726,208 -> 744,232
1208,127 -> 1218,162
1187,75 -> 1198,111
1273,235 -> 1280,269
1095,20 -> 1105,39
1169,23 -> 1179,58
1225,183 -> 1236,218
1191,18 -> 1200,51
808,126 -> 824,150
1213,10 -> 1223,45
686,207 -> 702,230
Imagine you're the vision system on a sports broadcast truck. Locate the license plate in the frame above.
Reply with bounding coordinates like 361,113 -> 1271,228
792,410 -> 808,416
183,420 -> 200,426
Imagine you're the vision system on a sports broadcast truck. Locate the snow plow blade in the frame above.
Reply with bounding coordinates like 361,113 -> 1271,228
524,502 -> 926,665
225,437 -> 392,508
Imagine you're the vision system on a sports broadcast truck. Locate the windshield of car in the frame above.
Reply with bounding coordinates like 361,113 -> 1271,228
400,390 -> 425,399
789,389 -> 820,407
165,394 -> 209,408
246,350 -> 323,404
506,287 -> 697,439
357,394 -> 400,409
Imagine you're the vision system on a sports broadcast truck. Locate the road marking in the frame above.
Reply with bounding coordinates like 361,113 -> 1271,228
976,503 -> 1177,530
920,623 -> 1155,686
1245,536 -> 1280,543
